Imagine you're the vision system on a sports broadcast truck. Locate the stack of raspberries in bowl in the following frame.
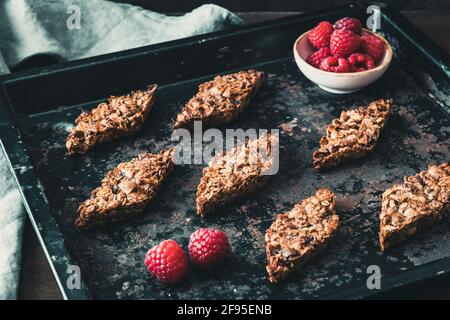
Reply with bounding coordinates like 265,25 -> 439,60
306,17 -> 386,73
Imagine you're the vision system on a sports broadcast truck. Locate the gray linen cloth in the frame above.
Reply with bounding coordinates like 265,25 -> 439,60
0,0 -> 242,299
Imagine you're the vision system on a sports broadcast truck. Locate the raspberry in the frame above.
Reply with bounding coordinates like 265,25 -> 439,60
347,53 -> 375,72
306,47 -> 332,68
320,56 -> 351,73
144,240 -> 188,284
330,29 -> 361,58
334,17 -> 362,35
189,228 -> 230,268
360,34 -> 385,61
307,21 -> 334,49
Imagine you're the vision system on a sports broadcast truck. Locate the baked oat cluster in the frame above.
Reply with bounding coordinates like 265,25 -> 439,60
66,85 -> 157,154
174,70 -> 264,129
196,133 -> 278,217
265,189 -> 339,283
75,148 -> 173,230
379,163 -> 450,251
313,98 -> 392,170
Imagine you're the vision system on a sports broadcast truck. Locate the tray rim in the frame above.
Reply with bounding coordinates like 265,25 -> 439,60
0,4 -> 449,300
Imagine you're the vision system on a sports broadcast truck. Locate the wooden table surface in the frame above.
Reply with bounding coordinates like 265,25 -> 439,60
18,10 -> 450,300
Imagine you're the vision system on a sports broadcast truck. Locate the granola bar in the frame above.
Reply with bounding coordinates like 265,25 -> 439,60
75,148 -> 173,230
379,163 -> 450,251
312,99 -> 392,170
174,70 -> 264,129
265,189 -> 339,284
66,85 -> 157,154
196,133 -> 277,217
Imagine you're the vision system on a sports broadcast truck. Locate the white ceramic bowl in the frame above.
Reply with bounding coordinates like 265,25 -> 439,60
293,29 -> 393,94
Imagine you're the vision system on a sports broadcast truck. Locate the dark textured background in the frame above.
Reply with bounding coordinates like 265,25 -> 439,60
18,1 -> 450,299
19,58 -> 450,299
111,0 -> 450,12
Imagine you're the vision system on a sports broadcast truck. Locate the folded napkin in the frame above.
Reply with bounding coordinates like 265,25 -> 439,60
0,0 -> 242,299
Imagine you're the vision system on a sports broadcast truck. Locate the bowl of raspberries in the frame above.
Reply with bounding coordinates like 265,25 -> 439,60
293,17 -> 392,94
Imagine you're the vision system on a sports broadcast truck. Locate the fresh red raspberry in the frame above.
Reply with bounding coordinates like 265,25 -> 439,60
307,21 -> 334,49
330,29 -> 361,58
306,47 -> 332,68
334,17 -> 362,35
144,240 -> 188,284
360,34 -> 385,61
189,228 -> 230,268
347,53 -> 375,72
320,56 -> 351,73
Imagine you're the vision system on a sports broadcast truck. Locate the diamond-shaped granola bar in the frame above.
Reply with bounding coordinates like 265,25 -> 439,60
380,163 -> 450,251
313,99 -> 392,170
174,70 -> 264,129
196,133 -> 277,217
67,85 -> 157,154
75,148 -> 173,230
265,189 -> 339,283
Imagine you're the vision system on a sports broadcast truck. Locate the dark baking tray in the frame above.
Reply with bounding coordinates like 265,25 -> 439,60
0,3 -> 449,300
